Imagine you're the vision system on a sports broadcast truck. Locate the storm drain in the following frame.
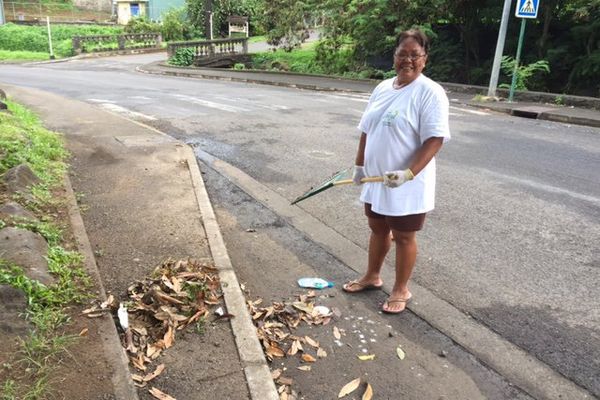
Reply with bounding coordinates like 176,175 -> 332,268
510,106 -> 556,119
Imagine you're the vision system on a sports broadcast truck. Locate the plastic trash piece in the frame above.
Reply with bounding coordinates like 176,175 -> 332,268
297,277 -> 334,289
117,303 -> 129,330
314,305 -> 331,316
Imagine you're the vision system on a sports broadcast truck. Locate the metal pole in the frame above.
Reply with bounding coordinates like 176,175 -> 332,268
487,0 -> 512,97
0,0 -> 5,25
46,16 -> 55,59
508,18 -> 526,102
209,12 -> 213,40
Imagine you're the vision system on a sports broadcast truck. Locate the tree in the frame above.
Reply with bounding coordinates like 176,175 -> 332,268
264,0 -> 312,51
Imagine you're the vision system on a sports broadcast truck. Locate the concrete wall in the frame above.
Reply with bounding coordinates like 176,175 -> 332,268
117,1 -> 146,25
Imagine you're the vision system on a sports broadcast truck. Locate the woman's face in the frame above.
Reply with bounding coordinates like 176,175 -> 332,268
393,38 -> 428,84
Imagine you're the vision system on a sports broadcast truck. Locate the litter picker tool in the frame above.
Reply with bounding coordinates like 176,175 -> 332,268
291,168 -> 383,205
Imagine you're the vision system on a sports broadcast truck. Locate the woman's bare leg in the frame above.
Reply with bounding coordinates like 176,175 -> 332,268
383,229 -> 417,312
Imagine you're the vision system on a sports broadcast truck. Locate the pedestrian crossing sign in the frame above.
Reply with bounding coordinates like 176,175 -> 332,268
515,0 -> 540,18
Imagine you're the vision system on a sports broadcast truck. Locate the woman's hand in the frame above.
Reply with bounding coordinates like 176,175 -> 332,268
383,169 -> 414,188
352,166 -> 366,185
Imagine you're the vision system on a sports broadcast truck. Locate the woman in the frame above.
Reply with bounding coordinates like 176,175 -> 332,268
343,29 -> 450,314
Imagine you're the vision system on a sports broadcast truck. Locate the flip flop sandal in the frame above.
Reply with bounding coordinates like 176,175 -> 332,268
382,295 -> 412,314
342,280 -> 383,293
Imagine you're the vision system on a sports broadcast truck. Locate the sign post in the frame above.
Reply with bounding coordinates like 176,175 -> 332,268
509,0 -> 540,102
487,0 -> 513,98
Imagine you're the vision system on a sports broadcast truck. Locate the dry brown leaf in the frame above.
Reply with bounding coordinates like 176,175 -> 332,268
130,355 -> 146,371
267,345 -> 285,358
292,302 -> 313,314
304,336 -> 319,348
143,364 -> 165,382
280,392 -> 288,400
132,374 -> 144,383
79,328 -> 89,337
362,383 -> 373,400
301,353 -> 316,363
148,387 -> 176,400
297,365 -> 311,371
271,369 -> 282,380
317,348 -> 327,358
278,385 -> 287,394
338,378 -> 361,398
333,326 -> 341,340
163,326 -> 174,349
287,340 -> 300,356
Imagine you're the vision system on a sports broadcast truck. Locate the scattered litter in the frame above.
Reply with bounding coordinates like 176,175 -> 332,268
246,228 -> 256,232
214,306 -> 224,316
333,326 -> 341,340
396,345 -> 406,360
297,277 -> 334,289
313,305 -> 331,316
439,350 -> 448,358
357,354 -> 375,361
117,303 -> 129,330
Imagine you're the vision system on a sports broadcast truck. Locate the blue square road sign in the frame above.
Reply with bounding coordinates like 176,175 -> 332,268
516,0 -> 540,18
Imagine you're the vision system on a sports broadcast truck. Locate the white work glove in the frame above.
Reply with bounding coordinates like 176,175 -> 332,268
383,169 -> 415,188
352,166 -> 366,185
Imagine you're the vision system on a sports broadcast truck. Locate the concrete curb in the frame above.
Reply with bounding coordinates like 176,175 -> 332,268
195,148 -> 596,400
135,65 -> 372,94
63,173 -> 141,400
183,146 -> 280,400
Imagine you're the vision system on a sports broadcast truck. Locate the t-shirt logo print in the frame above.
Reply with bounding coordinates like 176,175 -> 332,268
382,110 -> 399,127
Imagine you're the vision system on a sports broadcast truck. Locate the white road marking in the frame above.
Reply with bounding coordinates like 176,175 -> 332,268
87,98 -> 116,103
477,168 -> 600,206
451,106 -> 489,116
213,96 -> 290,111
172,94 -> 249,113
128,96 -> 152,100
97,103 -> 157,121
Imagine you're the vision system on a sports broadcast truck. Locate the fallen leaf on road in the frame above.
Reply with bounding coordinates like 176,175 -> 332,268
396,346 -> 406,360
79,328 -> 88,337
271,369 -> 282,380
297,365 -> 311,371
338,378 -> 361,398
304,336 -> 319,348
148,387 -> 176,400
287,340 -> 301,356
357,354 -> 375,361
333,326 -> 341,340
301,353 -> 316,363
143,364 -> 165,382
317,348 -> 327,358
362,383 -> 373,400
267,344 -> 286,359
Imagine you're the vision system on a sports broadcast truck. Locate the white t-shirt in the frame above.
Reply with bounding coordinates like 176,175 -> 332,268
358,74 -> 450,216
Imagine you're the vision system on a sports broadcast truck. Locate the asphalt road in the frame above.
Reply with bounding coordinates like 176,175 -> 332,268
1,54 -> 599,397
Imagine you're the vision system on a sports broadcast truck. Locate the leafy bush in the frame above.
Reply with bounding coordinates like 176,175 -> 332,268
0,23 -> 122,57
168,47 -> 195,66
124,17 -> 161,34
499,56 -> 550,91
160,7 -> 186,41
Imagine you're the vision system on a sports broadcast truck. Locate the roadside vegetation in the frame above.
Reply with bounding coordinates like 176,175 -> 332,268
0,100 -> 92,399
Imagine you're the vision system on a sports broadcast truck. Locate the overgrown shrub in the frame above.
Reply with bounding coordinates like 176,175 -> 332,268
124,17 -> 161,34
168,47 -> 195,66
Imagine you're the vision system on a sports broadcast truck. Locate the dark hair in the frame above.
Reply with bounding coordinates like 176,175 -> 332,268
396,29 -> 430,54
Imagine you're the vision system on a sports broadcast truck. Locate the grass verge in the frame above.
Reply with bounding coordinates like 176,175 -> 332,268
0,50 -> 51,62
0,99 -> 92,399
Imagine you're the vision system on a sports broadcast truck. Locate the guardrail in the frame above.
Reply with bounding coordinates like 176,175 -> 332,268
72,33 -> 162,55
167,37 -> 248,59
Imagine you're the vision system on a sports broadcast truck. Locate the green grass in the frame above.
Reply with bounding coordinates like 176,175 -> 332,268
0,100 -> 91,400
248,35 -> 266,43
0,50 -> 51,61
251,46 -> 319,74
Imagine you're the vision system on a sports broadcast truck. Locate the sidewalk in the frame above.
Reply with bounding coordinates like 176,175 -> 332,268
138,61 -> 600,129
5,84 -> 277,400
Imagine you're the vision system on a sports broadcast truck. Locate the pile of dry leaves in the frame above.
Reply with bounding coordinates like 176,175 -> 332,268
247,290 -> 336,399
84,259 -> 223,400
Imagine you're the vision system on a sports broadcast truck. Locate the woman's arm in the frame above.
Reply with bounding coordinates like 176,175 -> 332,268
409,137 -> 444,175
355,132 -> 367,166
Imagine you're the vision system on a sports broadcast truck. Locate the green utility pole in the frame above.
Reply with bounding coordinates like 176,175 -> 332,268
508,18 -> 526,102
